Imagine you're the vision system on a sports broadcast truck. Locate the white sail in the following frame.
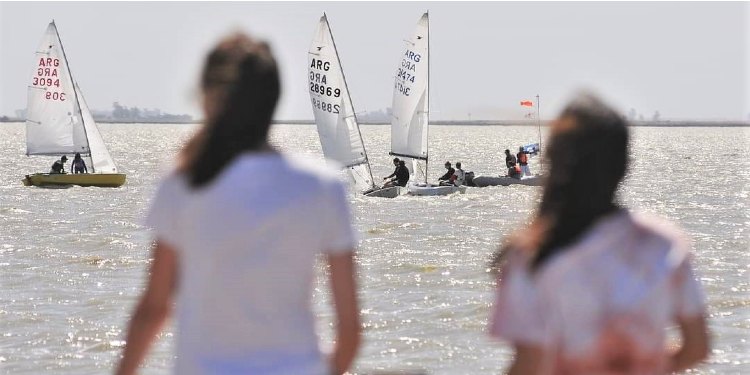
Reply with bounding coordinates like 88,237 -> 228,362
26,22 -> 89,156
390,13 -> 429,184
308,14 -> 374,191
76,83 -> 117,173
25,21 -> 118,175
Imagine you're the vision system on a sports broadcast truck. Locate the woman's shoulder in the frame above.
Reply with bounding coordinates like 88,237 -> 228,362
153,169 -> 190,197
234,152 -> 346,190
628,211 -> 691,262
283,154 -> 343,180
629,211 -> 684,237
531,210 -> 692,282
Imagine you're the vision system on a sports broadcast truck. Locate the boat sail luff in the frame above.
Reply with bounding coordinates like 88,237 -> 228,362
390,13 -> 430,184
324,14 -> 376,190
424,11 -> 430,184
53,21 -> 91,161
308,14 -> 374,192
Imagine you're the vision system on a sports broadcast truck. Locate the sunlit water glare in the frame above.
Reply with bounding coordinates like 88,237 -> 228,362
0,123 -> 747,374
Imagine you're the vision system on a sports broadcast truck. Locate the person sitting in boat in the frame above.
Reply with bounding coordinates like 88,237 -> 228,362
71,153 -> 88,174
383,157 -> 400,181
452,162 -> 466,186
384,159 -> 410,188
505,149 -> 517,169
517,146 -> 531,177
395,160 -> 410,186
438,161 -> 456,186
50,155 -> 67,174
509,164 -> 522,179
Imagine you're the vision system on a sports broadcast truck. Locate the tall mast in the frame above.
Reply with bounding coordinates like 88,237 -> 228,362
53,21 -> 95,172
324,13 -> 375,189
424,11 -> 430,184
536,94 -> 542,156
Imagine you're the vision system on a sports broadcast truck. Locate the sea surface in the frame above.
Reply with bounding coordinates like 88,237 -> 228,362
0,123 -> 748,374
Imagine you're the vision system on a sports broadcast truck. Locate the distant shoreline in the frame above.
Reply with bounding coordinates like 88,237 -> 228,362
1,119 -> 748,127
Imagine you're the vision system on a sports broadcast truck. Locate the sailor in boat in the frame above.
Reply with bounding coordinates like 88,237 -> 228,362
384,159 -> 410,188
505,149 -> 517,169
517,146 -> 531,177
50,155 -> 67,174
438,161 -> 456,186
382,157 -> 400,183
395,160 -> 410,187
505,149 -> 522,179
71,153 -> 88,174
452,162 -> 466,186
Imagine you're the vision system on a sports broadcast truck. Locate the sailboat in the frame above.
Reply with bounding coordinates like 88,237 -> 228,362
308,14 -> 402,198
390,12 -> 465,196
22,21 -> 125,188
472,96 -> 545,187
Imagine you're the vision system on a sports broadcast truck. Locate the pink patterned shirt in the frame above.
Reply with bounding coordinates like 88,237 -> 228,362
490,210 -> 706,375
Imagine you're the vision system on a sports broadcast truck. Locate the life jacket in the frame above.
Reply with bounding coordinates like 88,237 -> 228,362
506,154 -> 517,167
518,152 -> 528,164
396,165 -> 410,183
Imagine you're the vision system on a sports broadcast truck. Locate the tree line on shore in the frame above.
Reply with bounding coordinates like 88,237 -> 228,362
2,102 -> 193,123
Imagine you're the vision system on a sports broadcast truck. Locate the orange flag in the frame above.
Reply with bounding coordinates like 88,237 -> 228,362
520,100 -> 534,107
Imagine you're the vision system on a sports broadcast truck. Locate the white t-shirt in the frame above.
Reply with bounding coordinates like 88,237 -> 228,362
145,153 -> 356,375
452,168 -> 466,186
490,210 -> 705,373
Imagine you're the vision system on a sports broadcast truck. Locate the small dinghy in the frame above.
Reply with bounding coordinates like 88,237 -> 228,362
23,21 -> 125,188
472,175 -> 544,187
308,14 -> 404,198
23,173 -> 126,187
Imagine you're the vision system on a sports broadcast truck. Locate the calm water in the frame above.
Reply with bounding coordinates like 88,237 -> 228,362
0,123 -> 748,374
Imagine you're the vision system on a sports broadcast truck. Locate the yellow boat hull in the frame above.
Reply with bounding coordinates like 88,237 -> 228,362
22,173 -> 126,188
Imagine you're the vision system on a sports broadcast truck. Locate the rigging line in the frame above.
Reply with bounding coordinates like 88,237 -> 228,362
349,165 -> 368,180
348,165 -> 373,191
424,11 -> 430,185
324,14 -> 375,188
54,23 -> 95,172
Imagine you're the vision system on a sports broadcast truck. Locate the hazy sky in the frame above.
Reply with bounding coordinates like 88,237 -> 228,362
1,1 -> 748,121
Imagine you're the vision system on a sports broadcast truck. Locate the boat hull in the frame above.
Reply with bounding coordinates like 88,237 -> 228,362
472,175 -> 544,187
407,184 -> 466,196
364,186 -> 406,198
23,173 -> 126,188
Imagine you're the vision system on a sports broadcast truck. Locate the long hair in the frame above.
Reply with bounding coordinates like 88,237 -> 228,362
179,33 -> 280,188
493,93 -> 630,273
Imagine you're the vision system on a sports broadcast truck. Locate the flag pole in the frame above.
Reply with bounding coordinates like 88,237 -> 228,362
536,94 -> 542,155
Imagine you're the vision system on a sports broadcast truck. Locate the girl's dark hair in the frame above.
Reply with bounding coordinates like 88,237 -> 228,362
493,93 -> 630,273
180,33 -> 280,188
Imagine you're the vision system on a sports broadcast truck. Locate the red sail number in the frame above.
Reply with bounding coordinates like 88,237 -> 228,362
45,92 -> 66,101
32,77 -> 60,87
